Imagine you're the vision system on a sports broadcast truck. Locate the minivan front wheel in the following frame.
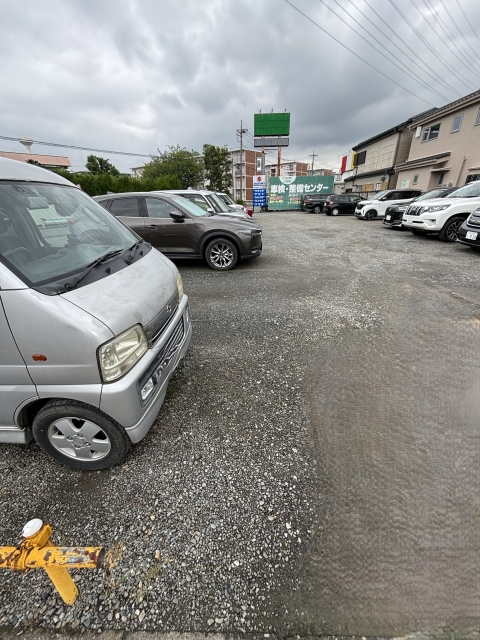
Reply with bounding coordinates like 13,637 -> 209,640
32,400 -> 130,470
365,209 -> 377,220
205,238 -> 238,270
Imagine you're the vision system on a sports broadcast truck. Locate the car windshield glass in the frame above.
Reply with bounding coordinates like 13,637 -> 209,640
446,182 -> 480,198
206,194 -> 229,213
219,193 -> 235,206
368,190 -> 388,200
170,195 -> 208,217
415,189 -> 445,201
0,182 -> 136,287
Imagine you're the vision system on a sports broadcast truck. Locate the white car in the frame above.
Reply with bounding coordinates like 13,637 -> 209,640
402,180 -> 480,242
354,188 -> 422,220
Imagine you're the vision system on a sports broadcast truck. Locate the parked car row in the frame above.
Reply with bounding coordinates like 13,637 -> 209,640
302,181 -> 480,246
94,190 -> 262,271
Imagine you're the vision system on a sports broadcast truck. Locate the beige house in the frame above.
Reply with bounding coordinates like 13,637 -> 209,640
395,89 -> 480,191
343,111 -> 432,196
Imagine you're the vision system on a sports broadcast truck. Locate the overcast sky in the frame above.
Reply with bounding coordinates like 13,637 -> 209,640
1,0 -> 479,173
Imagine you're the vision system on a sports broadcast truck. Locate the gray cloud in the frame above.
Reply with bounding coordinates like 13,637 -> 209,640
0,0 -> 479,172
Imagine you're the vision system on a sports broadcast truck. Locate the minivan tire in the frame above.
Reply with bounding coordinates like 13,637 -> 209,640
313,205 -> 321,214
331,208 -> 340,216
32,400 -> 130,470
439,216 -> 465,242
205,238 -> 238,270
365,209 -> 377,220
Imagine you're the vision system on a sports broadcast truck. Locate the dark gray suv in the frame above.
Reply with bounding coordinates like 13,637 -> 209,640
94,192 -> 262,271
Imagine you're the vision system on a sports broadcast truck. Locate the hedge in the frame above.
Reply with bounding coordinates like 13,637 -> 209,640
53,170 -> 182,197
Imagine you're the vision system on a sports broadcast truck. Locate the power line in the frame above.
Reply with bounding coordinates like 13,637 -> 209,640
318,0 -> 451,102
438,0 -> 480,62
417,0 -> 480,78
454,0 -> 480,45
283,0 -> 438,107
0,135 -> 151,158
386,0 -> 478,92
350,0 -> 463,98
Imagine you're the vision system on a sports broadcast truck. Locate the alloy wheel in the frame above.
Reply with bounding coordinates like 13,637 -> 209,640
209,243 -> 234,269
47,417 -> 111,462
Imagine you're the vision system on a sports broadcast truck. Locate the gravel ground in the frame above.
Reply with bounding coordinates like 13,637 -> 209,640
0,211 -> 478,637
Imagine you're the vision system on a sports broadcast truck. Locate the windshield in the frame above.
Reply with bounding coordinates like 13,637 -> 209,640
415,189 -> 446,202
206,193 -> 230,213
218,193 -> 235,206
446,182 -> 480,198
0,181 -> 136,288
367,190 -> 389,200
171,195 -> 209,217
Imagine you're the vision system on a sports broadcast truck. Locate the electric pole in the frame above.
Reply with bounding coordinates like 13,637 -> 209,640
309,150 -> 317,175
236,120 -> 248,202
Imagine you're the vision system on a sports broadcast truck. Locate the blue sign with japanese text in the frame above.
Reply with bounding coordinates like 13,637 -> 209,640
253,188 -> 267,206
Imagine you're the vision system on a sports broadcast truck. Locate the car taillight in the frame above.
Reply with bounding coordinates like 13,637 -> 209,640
306,199 -> 312,203
326,200 -> 333,205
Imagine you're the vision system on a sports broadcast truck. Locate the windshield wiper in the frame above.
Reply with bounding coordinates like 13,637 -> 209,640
64,249 -> 124,291
124,239 -> 145,265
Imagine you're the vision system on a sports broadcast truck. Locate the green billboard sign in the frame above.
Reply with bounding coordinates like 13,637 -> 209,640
268,175 -> 334,210
254,112 -> 290,136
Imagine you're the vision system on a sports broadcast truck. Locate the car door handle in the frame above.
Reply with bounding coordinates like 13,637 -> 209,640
147,225 -> 158,229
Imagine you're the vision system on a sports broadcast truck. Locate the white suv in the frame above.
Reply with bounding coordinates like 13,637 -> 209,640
402,180 -> 480,242
354,189 -> 422,220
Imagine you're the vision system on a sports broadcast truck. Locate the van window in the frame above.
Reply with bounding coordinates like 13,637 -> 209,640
0,182 -> 135,290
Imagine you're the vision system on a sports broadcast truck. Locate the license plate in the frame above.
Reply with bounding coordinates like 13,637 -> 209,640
386,215 -> 391,220
466,231 -> 478,240
403,216 -> 412,224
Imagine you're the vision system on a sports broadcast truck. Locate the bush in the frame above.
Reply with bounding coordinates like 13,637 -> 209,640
53,170 -> 181,197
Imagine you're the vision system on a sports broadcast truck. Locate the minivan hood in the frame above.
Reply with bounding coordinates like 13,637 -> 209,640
61,248 -> 178,336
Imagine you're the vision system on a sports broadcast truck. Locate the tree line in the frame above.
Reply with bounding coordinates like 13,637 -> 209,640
49,144 -> 233,197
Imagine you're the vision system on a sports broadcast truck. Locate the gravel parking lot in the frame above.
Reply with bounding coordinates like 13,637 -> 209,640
0,211 -> 479,637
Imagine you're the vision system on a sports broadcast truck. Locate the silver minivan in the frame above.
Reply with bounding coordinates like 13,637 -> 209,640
0,158 -> 192,469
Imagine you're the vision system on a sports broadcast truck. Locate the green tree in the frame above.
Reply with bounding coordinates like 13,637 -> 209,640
26,159 -> 42,167
85,155 -> 120,176
203,144 -> 232,193
142,145 -> 204,188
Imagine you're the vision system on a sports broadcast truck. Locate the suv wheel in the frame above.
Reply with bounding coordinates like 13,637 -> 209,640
331,207 -> 340,216
32,400 -> 130,470
365,209 -> 377,220
439,216 -> 465,242
205,237 -> 238,270
313,205 -> 321,214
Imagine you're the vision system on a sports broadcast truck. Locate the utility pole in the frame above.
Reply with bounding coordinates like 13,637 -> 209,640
236,120 -> 248,202
309,150 -> 317,175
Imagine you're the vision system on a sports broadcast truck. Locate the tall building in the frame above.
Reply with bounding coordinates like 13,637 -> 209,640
228,148 -> 262,203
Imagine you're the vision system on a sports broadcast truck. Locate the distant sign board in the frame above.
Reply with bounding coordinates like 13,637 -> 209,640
254,112 -> 290,136
268,175 -> 334,210
252,175 -> 267,206
254,136 -> 289,147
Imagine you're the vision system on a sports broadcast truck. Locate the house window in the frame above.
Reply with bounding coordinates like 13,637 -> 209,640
353,150 -> 366,166
401,179 -> 409,188
271,168 -> 276,176
451,114 -> 463,133
375,182 -> 382,190
466,173 -> 480,183
437,172 -> 445,185
421,124 -> 440,141
412,174 -> 419,185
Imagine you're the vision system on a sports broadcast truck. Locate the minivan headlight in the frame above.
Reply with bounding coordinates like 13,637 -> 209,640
98,325 -> 148,382
177,273 -> 184,302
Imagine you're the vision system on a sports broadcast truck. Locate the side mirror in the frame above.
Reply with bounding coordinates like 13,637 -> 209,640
170,211 -> 185,222
206,207 -> 215,214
